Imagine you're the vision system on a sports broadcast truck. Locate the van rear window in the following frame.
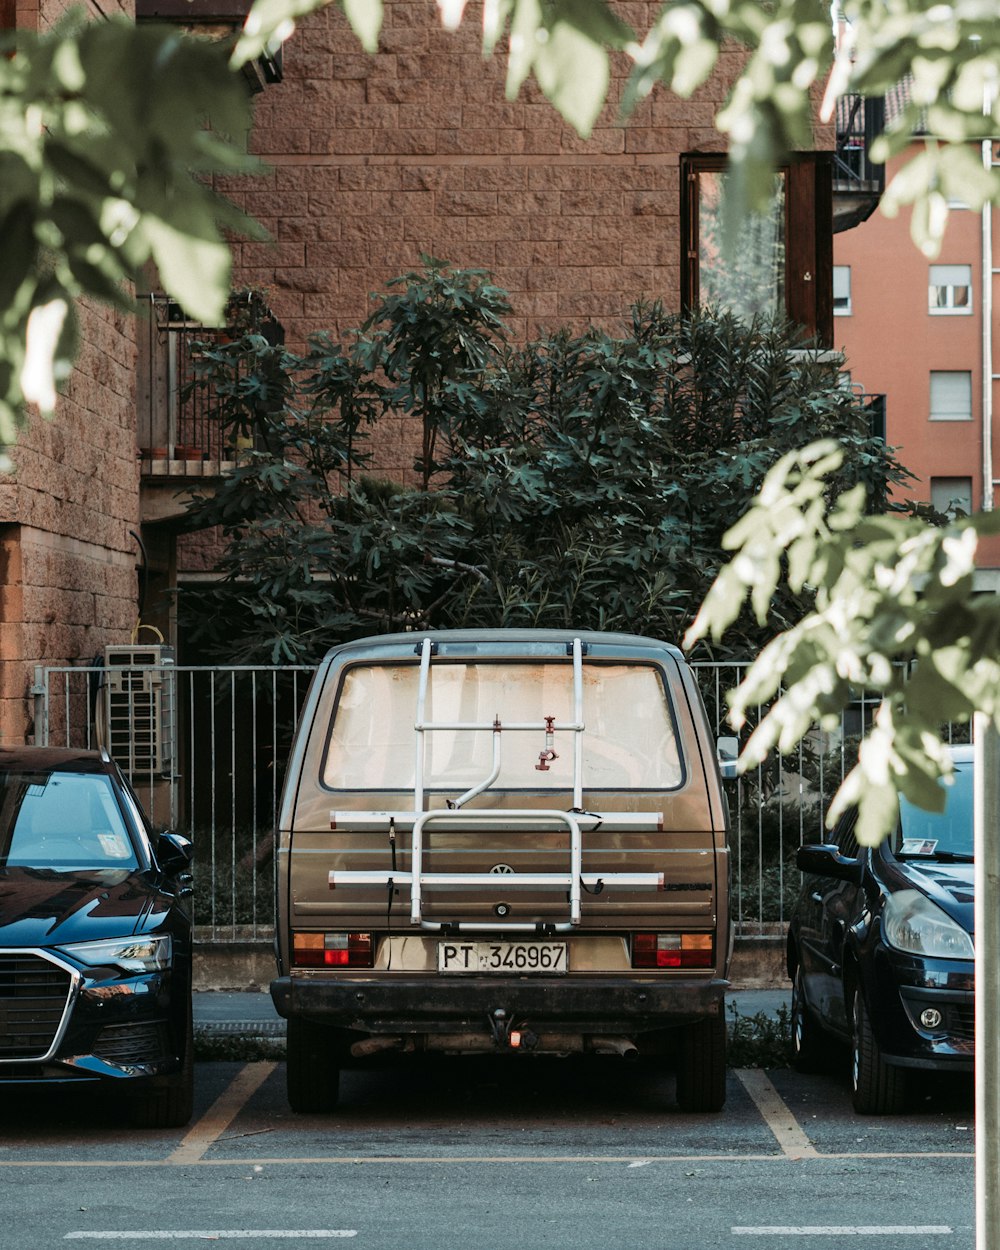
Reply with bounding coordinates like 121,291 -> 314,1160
322,661 -> 683,792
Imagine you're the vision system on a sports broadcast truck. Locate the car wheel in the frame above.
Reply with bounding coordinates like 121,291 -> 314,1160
286,1017 -> 341,1113
790,965 -> 828,1073
129,1005 -> 194,1130
675,1012 -> 727,1112
850,988 -> 907,1115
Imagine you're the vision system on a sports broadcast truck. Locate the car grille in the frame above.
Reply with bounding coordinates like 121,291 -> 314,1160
0,952 -> 74,1061
92,1022 -> 170,1066
946,1003 -> 975,1042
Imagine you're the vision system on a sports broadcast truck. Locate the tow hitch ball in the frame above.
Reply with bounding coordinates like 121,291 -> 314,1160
488,1008 -> 537,1051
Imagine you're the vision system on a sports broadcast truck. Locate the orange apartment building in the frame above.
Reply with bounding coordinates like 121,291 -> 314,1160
1,0 -> 848,746
833,140 -> 1000,581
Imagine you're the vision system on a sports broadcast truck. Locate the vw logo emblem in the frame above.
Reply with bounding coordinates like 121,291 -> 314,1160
490,863 -> 515,875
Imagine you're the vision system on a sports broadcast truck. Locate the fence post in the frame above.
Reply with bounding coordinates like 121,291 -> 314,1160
30,666 -> 47,746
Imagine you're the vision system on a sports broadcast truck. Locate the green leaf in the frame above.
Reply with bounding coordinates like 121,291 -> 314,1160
0,202 -> 38,311
342,0 -> 383,52
234,0 -> 333,67
533,18 -> 610,136
141,218 -> 232,324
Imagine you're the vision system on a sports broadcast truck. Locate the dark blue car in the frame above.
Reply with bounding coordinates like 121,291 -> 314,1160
0,747 -> 194,1126
787,744 -> 975,1113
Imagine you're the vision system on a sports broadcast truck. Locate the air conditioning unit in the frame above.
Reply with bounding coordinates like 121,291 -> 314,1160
102,645 -> 176,778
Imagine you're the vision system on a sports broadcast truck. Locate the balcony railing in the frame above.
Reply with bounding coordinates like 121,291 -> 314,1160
833,94 -> 886,232
137,292 -> 282,478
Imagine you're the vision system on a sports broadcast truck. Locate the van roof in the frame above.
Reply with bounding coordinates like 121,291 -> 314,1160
319,629 -> 686,664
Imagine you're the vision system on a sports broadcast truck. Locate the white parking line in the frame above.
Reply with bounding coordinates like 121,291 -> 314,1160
734,1068 -> 819,1159
64,1234 -> 357,1241
732,1228 -> 952,1237
167,1062 -> 277,1166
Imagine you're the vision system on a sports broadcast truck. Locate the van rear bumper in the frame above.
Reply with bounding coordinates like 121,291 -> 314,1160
271,975 -> 728,1034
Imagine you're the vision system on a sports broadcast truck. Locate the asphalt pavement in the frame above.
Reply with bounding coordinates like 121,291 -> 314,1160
192,988 -> 791,1036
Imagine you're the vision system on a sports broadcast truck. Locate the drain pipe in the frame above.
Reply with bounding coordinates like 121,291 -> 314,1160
982,136 -> 994,516
976,94 -> 999,1250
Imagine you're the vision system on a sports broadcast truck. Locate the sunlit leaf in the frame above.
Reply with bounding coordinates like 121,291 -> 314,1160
141,218 -> 232,324
20,296 -> 69,414
343,0 -> 383,52
533,19 -> 609,136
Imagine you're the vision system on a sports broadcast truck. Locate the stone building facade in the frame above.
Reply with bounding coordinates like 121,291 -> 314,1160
1,0 -> 140,745
2,0 -> 840,743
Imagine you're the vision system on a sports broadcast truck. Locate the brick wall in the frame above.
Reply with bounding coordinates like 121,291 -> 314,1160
0,289 -> 139,742
184,3 -> 833,611
220,2 -> 753,358
0,0 -> 140,743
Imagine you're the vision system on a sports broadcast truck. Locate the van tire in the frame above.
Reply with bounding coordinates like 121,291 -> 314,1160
286,1018 -> 341,1113
675,1012 -> 726,1112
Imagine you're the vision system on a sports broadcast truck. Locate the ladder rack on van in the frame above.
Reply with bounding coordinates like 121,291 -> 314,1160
326,636 -> 665,932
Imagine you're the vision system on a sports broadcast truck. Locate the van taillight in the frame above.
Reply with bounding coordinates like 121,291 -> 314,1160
293,931 -> 373,968
632,933 -> 713,969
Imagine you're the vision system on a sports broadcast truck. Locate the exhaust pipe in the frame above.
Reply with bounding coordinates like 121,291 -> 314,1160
589,1036 -> 639,1060
350,1036 -> 413,1058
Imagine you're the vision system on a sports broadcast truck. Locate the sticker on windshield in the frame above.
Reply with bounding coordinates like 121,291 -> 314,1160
97,832 -> 131,859
901,838 -> 938,856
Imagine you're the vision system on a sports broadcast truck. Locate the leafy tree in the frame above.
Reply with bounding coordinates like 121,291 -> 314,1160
0,15 -> 261,460
4,0 -> 1000,463
687,441 -> 1000,843
233,0 -> 1000,251
180,264 -> 911,665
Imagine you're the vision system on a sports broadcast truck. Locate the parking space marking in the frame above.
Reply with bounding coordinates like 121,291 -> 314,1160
167,1062 -> 277,1166
732,1228 -> 953,1237
0,1149 -> 974,1169
64,1233 -> 357,1241
735,1068 -> 819,1159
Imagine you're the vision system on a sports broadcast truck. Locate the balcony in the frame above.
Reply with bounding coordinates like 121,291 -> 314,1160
135,0 -> 283,93
137,291 -> 283,522
833,94 -> 886,233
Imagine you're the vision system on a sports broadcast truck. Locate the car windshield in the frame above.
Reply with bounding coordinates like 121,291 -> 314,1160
895,762 -> 974,859
323,660 -> 684,792
0,770 -> 139,869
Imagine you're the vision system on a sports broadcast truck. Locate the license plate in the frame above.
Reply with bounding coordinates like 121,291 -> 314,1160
437,941 -> 568,974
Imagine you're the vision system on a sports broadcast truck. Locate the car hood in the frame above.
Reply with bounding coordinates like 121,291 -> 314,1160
0,867 -> 159,948
898,859 -> 975,933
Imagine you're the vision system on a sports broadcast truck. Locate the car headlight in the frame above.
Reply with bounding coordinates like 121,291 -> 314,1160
57,935 -> 172,974
883,890 -> 974,960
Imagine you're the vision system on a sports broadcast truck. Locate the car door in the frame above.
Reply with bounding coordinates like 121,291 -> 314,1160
797,812 -> 863,1035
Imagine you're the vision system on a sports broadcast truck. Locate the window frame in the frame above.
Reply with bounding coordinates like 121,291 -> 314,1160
930,475 -> 974,519
833,265 -> 852,316
681,152 -> 833,347
929,370 -> 973,422
928,264 -> 973,316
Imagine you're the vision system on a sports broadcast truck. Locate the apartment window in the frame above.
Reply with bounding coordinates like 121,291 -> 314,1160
833,266 -> 852,315
929,264 -> 972,314
931,477 -> 973,518
930,371 -> 972,421
682,153 -> 834,347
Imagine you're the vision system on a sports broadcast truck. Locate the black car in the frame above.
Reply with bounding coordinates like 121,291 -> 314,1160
787,744 -> 975,1113
0,747 -> 194,1126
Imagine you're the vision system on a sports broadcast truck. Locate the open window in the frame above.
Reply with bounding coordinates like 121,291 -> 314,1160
682,153 -> 834,347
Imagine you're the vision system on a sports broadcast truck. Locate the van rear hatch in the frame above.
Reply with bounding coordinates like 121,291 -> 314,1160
284,634 -> 725,955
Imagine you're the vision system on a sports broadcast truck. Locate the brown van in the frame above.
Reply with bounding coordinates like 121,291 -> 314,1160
271,629 -> 732,1111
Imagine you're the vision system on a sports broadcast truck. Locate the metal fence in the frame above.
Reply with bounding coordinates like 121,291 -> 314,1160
34,659 -> 939,943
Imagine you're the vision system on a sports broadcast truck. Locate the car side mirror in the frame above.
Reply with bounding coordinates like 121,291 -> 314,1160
157,830 -> 193,877
717,735 -> 739,780
796,842 -> 863,882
